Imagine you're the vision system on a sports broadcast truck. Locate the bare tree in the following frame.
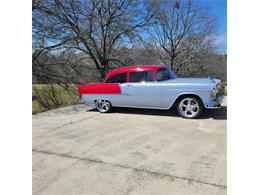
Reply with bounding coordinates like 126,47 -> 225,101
33,0 -> 154,79
147,0 -> 217,74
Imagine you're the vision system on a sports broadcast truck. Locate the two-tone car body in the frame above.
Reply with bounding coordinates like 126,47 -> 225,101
78,65 -> 223,118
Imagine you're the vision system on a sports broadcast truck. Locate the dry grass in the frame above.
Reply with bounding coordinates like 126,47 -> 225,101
32,84 -> 79,114
32,100 -> 47,114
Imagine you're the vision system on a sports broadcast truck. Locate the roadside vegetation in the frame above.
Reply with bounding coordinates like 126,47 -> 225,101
32,85 -> 78,114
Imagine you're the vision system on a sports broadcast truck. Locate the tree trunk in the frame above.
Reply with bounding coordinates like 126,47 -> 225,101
99,63 -> 109,79
99,69 -> 108,79
170,56 -> 174,71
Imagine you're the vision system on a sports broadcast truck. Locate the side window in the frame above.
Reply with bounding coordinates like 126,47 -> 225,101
156,68 -> 170,81
129,71 -> 153,82
106,73 -> 127,83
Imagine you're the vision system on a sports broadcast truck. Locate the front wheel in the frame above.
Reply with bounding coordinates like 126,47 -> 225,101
95,100 -> 112,113
177,97 -> 203,119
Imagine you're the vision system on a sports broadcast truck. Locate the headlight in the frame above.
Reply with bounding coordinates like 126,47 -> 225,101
211,86 -> 218,96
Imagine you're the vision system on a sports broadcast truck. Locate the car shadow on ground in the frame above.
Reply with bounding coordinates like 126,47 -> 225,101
88,106 -> 227,120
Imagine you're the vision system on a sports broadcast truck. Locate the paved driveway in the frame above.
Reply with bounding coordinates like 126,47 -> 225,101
32,98 -> 227,195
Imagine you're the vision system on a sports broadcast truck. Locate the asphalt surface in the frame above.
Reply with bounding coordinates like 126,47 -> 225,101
32,97 -> 227,195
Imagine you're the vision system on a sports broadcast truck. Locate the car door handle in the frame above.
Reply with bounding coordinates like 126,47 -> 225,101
127,84 -> 132,87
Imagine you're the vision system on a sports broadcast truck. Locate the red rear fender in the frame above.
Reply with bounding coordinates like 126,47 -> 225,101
78,83 -> 121,95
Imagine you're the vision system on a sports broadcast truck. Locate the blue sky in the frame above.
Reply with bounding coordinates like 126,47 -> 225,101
199,0 -> 227,53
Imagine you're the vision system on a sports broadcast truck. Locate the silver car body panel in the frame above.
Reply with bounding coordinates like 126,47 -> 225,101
82,78 -> 223,110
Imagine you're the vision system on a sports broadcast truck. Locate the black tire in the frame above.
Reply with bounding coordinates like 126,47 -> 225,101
95,100 -> 112,113
177,96 -> 203,119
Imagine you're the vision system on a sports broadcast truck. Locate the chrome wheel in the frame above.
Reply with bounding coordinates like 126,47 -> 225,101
178,97 -> 201,118
95,100 -> 112,113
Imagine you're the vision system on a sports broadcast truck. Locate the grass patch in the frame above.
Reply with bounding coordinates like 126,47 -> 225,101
32,84 -> 79,114
32,100 -> 47,114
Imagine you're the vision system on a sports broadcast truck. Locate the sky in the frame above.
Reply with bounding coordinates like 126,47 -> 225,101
199,0 -> 227,53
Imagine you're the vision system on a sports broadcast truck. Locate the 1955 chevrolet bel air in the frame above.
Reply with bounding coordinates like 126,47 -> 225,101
78,65 -> 224,119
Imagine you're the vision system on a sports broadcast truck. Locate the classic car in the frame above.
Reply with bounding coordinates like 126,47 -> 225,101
78,65 -> 223,119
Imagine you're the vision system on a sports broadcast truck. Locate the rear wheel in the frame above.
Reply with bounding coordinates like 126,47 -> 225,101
177,97 -> 203,119
95,100 -> 112,113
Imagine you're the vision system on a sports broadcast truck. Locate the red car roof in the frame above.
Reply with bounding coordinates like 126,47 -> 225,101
106,65 -> 165,78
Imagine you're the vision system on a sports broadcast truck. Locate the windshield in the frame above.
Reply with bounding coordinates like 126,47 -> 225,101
168,68 -> 177,79
156,67 -> 177,81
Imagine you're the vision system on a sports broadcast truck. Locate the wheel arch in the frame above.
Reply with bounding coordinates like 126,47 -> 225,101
170,93 -> 204,109
93,98 -> 112,105
94,98 -> 113,106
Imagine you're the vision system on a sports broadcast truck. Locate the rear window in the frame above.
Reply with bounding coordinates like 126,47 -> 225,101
105,73 -> 127,83
129,71 -> 154,82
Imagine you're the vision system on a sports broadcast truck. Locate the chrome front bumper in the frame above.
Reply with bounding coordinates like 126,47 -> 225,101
205,92 -> 224,109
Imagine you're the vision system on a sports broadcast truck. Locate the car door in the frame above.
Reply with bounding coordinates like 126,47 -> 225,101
123,71 -> 162,108
156,67 -> 178,108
